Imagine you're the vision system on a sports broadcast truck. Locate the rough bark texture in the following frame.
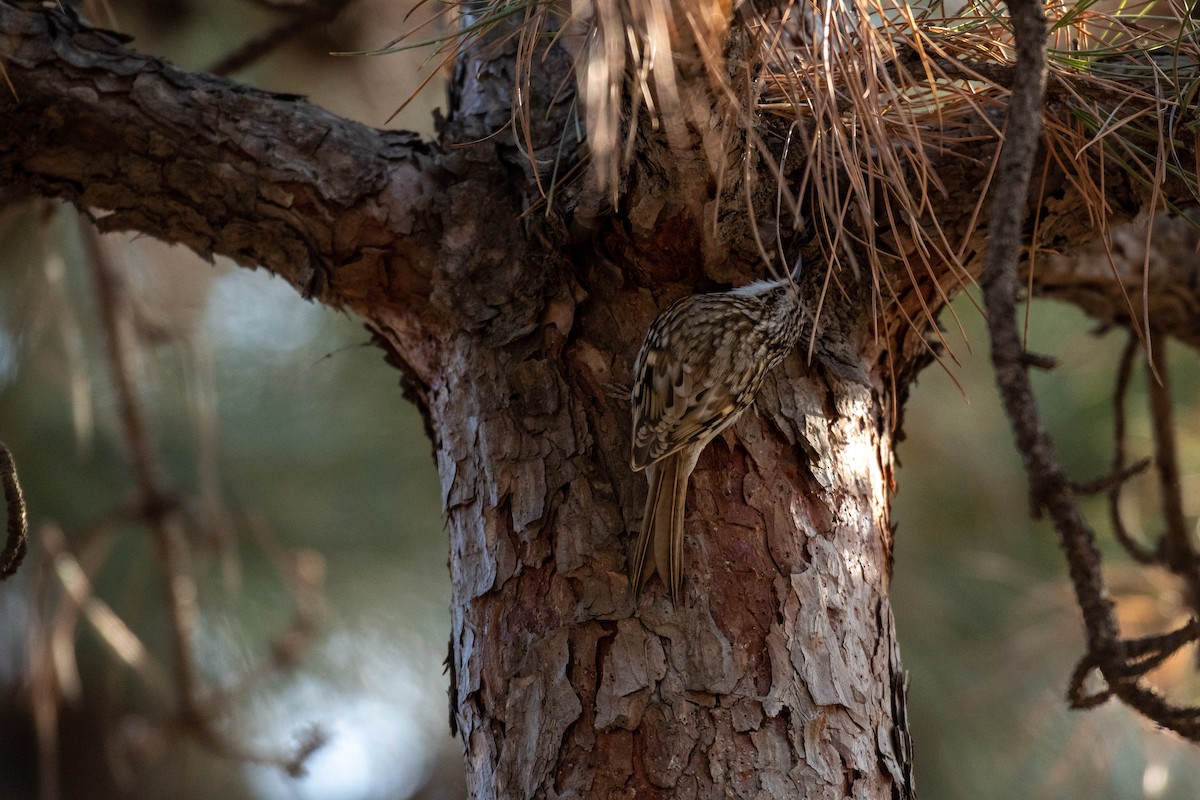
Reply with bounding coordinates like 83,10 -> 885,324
3,1 -> 1200,798
420,250 -> 909,795
0,2 -> 446,357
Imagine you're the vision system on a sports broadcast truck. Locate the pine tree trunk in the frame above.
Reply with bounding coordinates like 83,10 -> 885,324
358,19 -> 918,797
421,272 -> 911,797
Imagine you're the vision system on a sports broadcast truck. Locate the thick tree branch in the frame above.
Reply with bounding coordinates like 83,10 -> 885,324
5,1 -> 1200,375
0,1 -> 442,325
1035,212 -> 1200,351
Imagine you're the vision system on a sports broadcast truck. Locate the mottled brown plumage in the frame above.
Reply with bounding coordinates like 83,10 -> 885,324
630,276 -> 804,604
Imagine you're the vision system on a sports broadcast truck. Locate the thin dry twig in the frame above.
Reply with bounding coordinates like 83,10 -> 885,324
83,223 -> 203,713
0,438 -> 28,579
77,221 -> 327,775
982,0 -> 1200,741
1068,618 -> 1200,709
1144,331 -> 1200,617
1071,458 -> 1150,498
1018,350 -> 1059,370
18,210 -> 329,791
207,0 -> 353,76
1104,328 -> 1200,618
40,521 -> 173,699
1107,332 -> 1156,564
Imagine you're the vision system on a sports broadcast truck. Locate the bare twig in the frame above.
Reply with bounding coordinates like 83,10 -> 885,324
983,0 -> 1200,740
0,439 -> 27,579
207,0 -> 353,76
1018,350 -> 1058,371
1071,458 -> 1150,498
1068,619 -> 1200,708
29,567 -> 62,800
83,222 -> 204,722
1145,331 -> 1200,618
1107,332 -> 1156,564
982,0 -> 1121,657
1107,328 -> 1200,616
80,222 -> 327,773
202,514 -> 326,709
40,522 -> 173,699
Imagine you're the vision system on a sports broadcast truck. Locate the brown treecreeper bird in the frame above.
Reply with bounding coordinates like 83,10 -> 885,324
629,269 -> 805,604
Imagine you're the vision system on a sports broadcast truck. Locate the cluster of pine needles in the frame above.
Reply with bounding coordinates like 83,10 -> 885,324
363,0 -> 1200,342
745,0 -> 1200,363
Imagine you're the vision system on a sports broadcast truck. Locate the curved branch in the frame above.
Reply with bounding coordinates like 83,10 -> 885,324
983,0 -> 1123,702
984,0 -> 1200,741
0,1 -> 443,322
0,439 -> 27,580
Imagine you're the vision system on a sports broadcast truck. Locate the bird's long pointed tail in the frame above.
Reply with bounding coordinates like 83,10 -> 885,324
631,452 -> 689,604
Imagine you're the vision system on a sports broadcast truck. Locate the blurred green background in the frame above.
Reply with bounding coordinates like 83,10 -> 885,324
2,1 -> 1200,798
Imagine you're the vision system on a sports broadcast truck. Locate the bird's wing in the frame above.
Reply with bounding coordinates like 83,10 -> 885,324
630,338 -> 742,470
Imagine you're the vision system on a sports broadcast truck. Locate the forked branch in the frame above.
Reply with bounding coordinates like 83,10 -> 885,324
983,0 -> 1200,740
